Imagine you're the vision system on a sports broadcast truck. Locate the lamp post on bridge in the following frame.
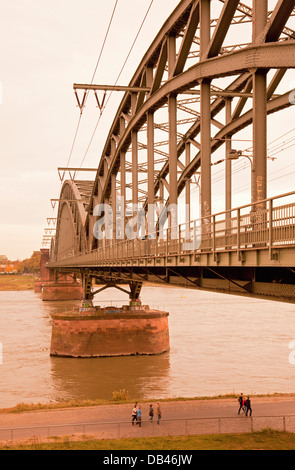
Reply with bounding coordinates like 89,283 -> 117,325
212,149 -> 273,231
212,149 -> 256,205
225,149 -> 275,207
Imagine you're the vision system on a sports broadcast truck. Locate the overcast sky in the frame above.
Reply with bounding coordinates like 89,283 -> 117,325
0,0 -> 294,260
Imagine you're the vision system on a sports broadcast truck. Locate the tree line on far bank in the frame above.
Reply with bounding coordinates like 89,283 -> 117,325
0,251 -> 41,274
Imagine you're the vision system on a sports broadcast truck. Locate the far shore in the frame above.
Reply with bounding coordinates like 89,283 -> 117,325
0,274 -> 35,291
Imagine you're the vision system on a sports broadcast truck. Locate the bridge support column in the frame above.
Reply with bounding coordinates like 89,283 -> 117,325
35,250 -> 83,301
50,278 -> 170,358
41,277 -> 83,301
34,249 -> 55,293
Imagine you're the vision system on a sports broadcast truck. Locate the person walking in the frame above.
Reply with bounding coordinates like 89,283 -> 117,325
238,394 -> 244,415
242,397 -> 247,414
149,404 -> 154,423
136,406 -> 142,427
156,403 -> 162,425
245,397 -> 252,417
131,403 -> 138,426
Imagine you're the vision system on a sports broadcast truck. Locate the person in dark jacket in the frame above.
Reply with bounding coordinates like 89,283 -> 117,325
149,404 -> 154,422
238,393 -> 244,414
156,403 -> 162,425
245,397 -> 252,417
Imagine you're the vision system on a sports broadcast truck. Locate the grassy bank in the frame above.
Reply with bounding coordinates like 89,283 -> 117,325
1,393 -> 295,414
0,275 -> 35,291
1,430 -> 295,450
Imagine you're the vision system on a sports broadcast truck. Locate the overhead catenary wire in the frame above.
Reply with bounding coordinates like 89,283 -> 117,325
47,1 -> 120,245
189,126 -> 295,200
77,0 -> 155,171
65,0 -> 119,170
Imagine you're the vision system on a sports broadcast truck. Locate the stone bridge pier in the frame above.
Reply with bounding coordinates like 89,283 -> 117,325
34,249 -> 83,301
49,276 -> 170,358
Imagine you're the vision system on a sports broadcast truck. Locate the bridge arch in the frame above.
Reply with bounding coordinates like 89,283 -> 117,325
52,180 -> 93,261
77,0 -> 295,251
50,0 -> 295,264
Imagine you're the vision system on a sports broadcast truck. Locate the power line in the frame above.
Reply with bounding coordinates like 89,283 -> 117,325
77,0 -> 155,170
90,0 -> 119,86
65,0 -> 119,169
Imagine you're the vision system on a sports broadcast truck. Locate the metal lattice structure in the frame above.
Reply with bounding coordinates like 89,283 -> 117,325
46,0 -> 295,299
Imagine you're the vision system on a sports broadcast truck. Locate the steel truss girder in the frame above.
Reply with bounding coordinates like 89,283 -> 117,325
95,41 -> 295,205
88,2 -> 295,211
51,0 -> 295,263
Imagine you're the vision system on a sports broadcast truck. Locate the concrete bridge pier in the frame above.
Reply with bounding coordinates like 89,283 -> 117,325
50,277 -> 170,358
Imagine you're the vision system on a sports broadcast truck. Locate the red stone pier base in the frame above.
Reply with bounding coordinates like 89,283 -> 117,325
42,282 -> 83,301
50,305 -> 170,357
34,249 -> 54,293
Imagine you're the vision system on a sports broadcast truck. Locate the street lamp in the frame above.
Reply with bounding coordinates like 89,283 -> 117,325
211,151 -> 253,169
228,149 -> 253,170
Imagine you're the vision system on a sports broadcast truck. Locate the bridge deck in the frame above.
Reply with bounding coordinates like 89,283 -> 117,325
49,192 -> 295,270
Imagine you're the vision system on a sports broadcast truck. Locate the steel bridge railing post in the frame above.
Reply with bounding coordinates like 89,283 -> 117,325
179,224 -> 182,255
166,229 -> 169,256
213,215 -> 216,260
269,198 -> 273,260
237,208 -> 241,261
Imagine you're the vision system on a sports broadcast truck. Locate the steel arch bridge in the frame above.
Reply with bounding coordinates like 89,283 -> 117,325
46,0 -> 295,303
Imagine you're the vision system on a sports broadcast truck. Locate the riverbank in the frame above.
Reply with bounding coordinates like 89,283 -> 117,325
0,275 -> 35,291
0,395 -> 295,450
1,393 -> 294,414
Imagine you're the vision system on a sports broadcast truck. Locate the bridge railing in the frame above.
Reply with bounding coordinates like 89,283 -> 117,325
53,191 -> 295,264
95,191 -> 295,262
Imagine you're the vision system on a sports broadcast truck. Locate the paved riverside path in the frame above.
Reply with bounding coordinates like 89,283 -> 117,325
0,397 -> 295,443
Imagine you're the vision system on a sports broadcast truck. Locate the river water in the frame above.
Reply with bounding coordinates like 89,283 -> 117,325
0,286 -> 295,408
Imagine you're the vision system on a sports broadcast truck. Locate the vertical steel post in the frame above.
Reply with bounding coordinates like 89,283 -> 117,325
168,34 -> 178,235
252,0 -> 268,44
213,215 -> 216,259
104,157 -> 110,246
200,79 -> 211,221
131,91 -> 139,240
237,208 -> 241,262
111,173 -> 116,251
111,138 -> 117,246
147,65 -> 155,238
132,130 -> 138,207
147,111 -> 155,237
269,198 -> 273,260
120,116 -> 126,240
200,0 -> 211,223
132,129 -> 138,240
252,0 -> 268,208
185,142 -> 191,240
225,99 -> 232,235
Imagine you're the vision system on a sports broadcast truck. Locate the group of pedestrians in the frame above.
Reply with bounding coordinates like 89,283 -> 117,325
131,402 -> 162,427
238,393 -> 252,417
